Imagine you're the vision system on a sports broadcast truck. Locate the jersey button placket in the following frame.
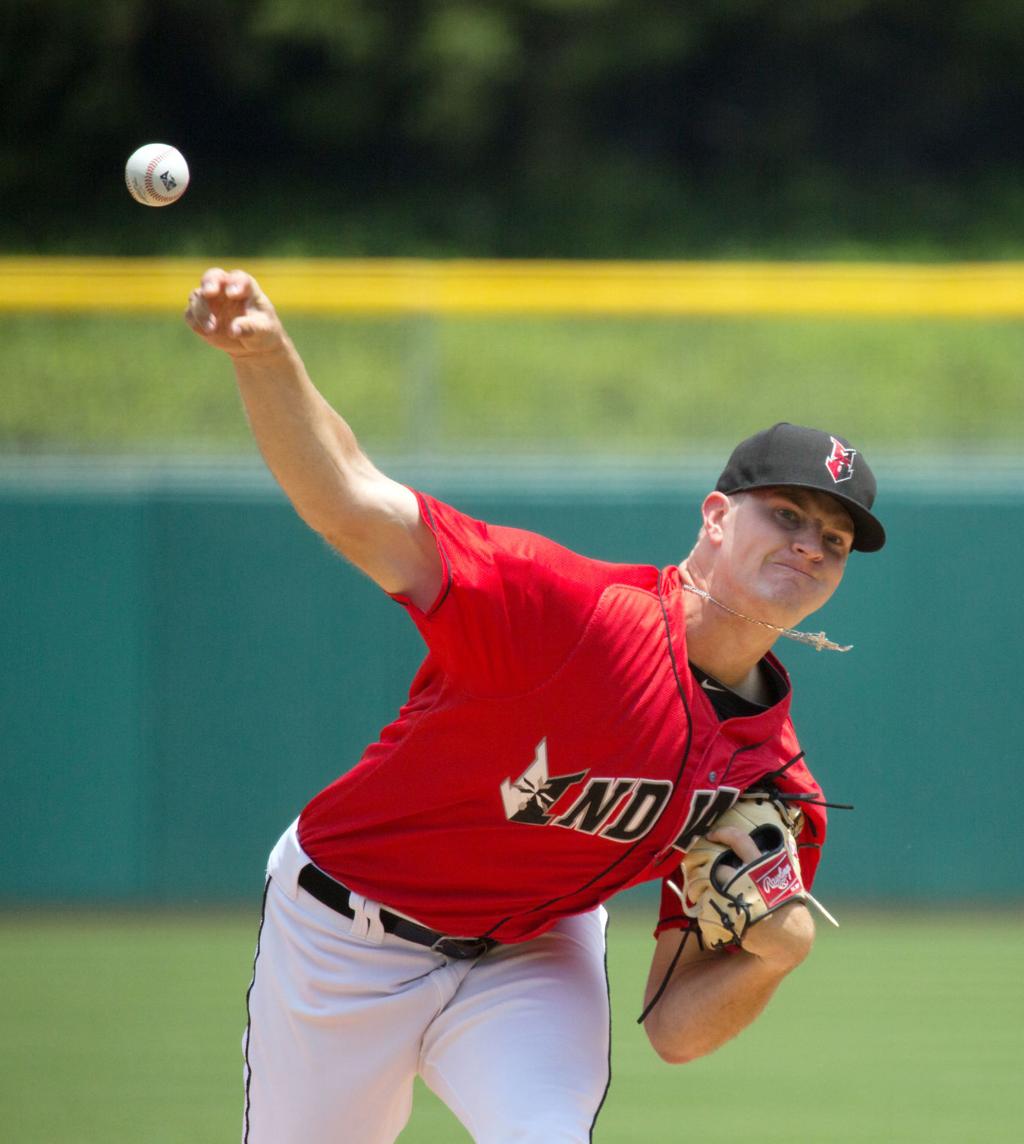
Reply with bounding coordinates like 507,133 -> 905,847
698,727 -> 726,790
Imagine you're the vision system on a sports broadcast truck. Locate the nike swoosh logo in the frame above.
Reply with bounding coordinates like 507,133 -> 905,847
701,678 -> 726,693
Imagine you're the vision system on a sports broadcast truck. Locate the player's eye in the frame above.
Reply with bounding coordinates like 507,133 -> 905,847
776,507 -> 800,526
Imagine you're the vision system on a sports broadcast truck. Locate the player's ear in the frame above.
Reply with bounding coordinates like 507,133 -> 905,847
700,491 -> 733,546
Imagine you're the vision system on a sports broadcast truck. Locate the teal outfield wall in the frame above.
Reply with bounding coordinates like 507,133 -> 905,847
2,458 -> 1021,907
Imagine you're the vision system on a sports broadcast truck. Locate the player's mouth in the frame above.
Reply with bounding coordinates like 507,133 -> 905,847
769,560 -> 818,582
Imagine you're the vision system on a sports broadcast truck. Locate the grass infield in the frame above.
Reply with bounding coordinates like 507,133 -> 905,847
0,907 -> 1019,1142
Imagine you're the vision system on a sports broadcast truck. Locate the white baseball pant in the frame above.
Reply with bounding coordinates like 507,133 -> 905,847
242,822 -> 612,1143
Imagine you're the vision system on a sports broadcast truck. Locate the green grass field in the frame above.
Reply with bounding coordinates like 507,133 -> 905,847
3,313 -> 1023,455
1,908 -> 1019,1142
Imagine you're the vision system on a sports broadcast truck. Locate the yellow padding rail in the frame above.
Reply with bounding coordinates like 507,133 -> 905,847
3,257 -> 1024,316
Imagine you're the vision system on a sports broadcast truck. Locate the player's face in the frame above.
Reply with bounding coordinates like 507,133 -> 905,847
717,487 -> 854,622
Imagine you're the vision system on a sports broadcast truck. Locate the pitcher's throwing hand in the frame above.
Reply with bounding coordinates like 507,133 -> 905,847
185,268 -> 284,357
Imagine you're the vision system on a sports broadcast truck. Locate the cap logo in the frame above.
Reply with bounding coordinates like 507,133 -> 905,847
825,436 -> 857,484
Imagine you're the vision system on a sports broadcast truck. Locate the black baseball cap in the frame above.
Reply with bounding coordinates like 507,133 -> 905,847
715,422 -> 885,552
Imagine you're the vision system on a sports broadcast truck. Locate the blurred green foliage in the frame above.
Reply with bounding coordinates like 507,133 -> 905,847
6,1 -> 1024,257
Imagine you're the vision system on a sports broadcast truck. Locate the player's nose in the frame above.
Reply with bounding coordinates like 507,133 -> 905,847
792,527 -> 825,561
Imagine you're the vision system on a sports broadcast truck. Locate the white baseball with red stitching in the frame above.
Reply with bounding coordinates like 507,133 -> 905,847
125,143 -> 190,207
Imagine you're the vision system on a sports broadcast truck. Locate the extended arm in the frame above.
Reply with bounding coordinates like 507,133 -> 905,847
185,268 -> 442,609
642,824 -> 814,1064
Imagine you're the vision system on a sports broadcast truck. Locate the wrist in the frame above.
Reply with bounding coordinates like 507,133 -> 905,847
228,335 -> 292,363
741,902 -> 815,970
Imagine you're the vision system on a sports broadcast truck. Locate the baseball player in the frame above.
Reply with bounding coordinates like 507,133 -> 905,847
185,268 -> 886,1144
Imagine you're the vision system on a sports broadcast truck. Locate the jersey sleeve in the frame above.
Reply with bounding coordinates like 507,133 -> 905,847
391,491 -> 636,695
771,751 -> 829,891
654,874 -> 697,939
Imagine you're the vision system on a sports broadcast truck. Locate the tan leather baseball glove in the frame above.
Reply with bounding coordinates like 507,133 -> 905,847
681,793 -> 807,949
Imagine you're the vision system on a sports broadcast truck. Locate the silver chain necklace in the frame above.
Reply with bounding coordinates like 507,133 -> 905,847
681,583 -> 852,653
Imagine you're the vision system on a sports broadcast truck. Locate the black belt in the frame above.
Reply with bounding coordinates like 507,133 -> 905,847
297,864 -> 496,960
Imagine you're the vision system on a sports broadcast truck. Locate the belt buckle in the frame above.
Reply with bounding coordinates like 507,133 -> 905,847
430,935 -> 491,960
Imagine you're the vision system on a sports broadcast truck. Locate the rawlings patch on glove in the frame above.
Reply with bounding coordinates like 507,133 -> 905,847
680,792 -> 807,950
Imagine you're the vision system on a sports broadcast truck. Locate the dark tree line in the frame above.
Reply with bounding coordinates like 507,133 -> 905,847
5,0 -> 1024,256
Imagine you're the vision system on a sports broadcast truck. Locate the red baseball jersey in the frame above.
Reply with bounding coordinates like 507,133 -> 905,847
298,493 -> 828,943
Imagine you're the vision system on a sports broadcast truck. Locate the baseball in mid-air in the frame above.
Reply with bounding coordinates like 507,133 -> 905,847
125,143 -> 190,207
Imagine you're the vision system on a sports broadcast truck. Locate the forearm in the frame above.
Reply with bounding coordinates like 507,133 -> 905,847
644,905 -> 814,1064
186,268 -> 439,603
231,338 -> 387,541
644,946 -> 790,1063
